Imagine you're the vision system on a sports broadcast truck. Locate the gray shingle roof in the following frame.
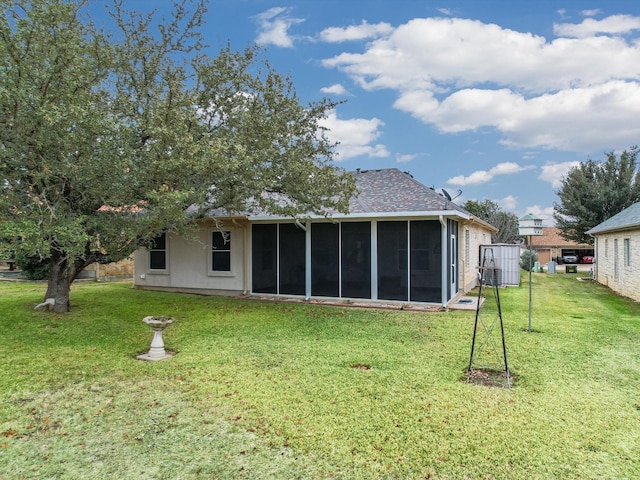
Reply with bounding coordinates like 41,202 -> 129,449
586,202 -> 640,235
350,168 -> 468,214
197,168 -> 483,224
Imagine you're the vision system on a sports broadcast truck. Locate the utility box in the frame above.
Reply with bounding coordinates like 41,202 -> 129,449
565,265 -> 577,273
479,244 -> 521,286
547,261 -> 556,274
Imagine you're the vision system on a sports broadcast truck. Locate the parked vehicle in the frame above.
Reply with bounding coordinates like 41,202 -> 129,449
562,253 -> 578,264
581,255 -> 594,264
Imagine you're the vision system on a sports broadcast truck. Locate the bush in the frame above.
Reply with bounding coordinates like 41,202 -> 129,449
520,249 -> 538,271
15,254 -> 50,280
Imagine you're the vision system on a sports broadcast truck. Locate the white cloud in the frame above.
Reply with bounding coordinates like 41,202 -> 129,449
581,9 -> 601,17
319,110 -> 389,161
518,205 -> 555,225
320,84 -> 350,96
254,7 -> 304,47
447,162 -> 531,186
497,195 -> 517,211
438,8 -> 454,16
554,14 -> 640,38
539,161 -> 581,189
319,21 -> 394,43
395,153 -> 417,163
322,16 -> 640,153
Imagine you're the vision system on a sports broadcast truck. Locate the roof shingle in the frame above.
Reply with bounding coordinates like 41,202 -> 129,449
350,168 -> 468,214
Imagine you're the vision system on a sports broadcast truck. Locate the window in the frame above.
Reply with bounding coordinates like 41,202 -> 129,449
624,238 -> 631,266
464,229 -> 470,266
605,238 -> 609,258
149,233 -> 167,271
211,231 -> 231,272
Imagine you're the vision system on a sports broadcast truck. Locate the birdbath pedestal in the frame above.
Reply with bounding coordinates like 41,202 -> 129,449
136,316 -> 175,361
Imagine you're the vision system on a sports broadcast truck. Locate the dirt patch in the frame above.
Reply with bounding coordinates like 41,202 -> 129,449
351,363 -> 372,370
463,368 -> 515,388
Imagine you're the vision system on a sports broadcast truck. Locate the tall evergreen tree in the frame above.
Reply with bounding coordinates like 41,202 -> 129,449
553,147 -> 640,245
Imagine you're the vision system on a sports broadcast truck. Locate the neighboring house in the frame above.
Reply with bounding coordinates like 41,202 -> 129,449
133,168 -> 497,307
528,227 -> 593,264
586,202 -> 640,302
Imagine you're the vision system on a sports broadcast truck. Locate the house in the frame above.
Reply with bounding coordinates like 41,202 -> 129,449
528,227 -> 594,264
586,202 -> 640,302
133,168 -> 497,307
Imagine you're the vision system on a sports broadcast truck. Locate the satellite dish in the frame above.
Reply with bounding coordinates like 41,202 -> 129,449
441,189 -> 462,201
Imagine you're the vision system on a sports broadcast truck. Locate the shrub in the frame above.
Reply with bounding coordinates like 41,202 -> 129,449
520,249 -> 538,271
15,254 -> 50,280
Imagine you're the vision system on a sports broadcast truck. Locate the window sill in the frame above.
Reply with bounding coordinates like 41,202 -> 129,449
208,271 -> 235,277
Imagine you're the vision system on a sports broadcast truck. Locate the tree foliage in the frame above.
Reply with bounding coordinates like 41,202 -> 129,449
461,199 -> 520,244
553,147 -> 640,245
519,249 -> 538,272
0,0 -> 357,312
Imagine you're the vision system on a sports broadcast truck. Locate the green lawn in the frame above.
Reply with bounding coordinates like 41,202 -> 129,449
0,273 -> 638,479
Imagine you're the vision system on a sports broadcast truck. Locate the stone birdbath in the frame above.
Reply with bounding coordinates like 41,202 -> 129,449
136,316 -> 175,361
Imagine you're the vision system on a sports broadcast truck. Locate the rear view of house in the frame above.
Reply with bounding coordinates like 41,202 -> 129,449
134,169 -> 496,307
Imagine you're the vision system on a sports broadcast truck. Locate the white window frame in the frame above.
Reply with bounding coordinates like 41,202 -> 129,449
624,238 -> 631,267
464,229 -> 470,266
148,232 -> 169,274
209,229 -> 234,277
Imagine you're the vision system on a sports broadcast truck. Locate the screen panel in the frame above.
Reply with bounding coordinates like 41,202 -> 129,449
252,224 -> 277,294
377,221 -> 408,301
311,223 -> 339,297
410,220 -> 441,302
341,222 -> 371,299
279,223 -> 306,295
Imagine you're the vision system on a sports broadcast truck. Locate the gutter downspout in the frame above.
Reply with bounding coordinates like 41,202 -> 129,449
439,215 -> 447,308
589,233 -> 597,281
243,224 -> 249,295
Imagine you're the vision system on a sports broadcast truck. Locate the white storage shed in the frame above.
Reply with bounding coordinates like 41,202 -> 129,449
479,244 -> 521,286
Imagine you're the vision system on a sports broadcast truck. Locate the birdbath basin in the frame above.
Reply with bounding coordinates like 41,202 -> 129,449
136,316 -> 175,361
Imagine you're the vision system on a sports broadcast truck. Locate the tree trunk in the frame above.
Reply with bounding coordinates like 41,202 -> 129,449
45,252 -> 82,313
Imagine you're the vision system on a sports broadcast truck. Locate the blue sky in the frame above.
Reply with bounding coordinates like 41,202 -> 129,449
103,1 -> 640,224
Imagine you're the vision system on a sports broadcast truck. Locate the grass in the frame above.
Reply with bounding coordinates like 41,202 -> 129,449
0,272 -> 639,479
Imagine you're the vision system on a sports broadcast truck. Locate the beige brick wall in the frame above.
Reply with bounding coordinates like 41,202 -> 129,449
460,224 -> 492,293
594,230 -> 640,302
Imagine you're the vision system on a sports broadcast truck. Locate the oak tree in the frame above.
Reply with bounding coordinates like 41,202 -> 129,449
0,0 -> 356,312
461,199 -> 520,244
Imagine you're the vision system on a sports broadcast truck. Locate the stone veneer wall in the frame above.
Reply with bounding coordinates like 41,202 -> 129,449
79,256 -> 134,281
594,229 -> 640,303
